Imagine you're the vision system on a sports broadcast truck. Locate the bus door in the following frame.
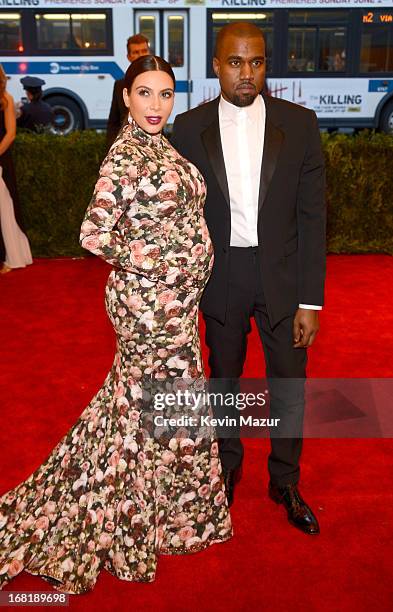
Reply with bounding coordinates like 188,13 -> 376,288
134,10 -> 189,120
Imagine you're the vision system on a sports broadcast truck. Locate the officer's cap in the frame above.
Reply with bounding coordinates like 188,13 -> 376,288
20,76 -> 46,90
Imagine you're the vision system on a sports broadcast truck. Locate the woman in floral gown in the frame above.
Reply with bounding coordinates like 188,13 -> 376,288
0,56 -> 232,594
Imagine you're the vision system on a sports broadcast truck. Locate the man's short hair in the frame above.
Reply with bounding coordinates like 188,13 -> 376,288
214,23 -> 264,57
127,34 -> 149,53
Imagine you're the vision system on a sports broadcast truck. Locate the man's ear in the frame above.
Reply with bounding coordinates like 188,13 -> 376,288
212,57 -> 220,78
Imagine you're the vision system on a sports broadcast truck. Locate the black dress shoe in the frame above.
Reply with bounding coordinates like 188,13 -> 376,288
268,482 -> 320,535
222,468 -> 239,507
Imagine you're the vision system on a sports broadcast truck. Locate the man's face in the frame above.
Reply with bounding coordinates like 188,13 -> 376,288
127,42 -> 150,63
213,35 -> 266,107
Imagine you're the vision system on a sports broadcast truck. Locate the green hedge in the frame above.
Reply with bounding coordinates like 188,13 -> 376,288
322,132 -> 393,254
12,129 -> 393,257
14,130 -> 108,258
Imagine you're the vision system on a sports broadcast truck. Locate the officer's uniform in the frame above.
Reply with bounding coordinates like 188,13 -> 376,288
17,77 -> 54,132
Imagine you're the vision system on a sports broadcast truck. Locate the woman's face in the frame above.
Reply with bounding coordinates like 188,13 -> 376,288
123,70 -> 175,134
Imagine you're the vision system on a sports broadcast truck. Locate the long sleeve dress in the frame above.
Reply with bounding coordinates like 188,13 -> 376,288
0,118 -> 233,594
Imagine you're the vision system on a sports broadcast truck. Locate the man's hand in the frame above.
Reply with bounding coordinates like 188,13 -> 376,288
293,308 -> 320,348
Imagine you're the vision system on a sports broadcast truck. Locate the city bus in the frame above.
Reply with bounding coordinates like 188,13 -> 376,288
1,1 -> 392,134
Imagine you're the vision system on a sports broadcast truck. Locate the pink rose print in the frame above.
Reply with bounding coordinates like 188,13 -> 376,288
211,441 -> 219,456
100,162 -> 114,176
105,521 -> 115,532
198,484 -> 211,498
164,300 -> 183,318
161,450 -> 176,465
178,526 -> 196,542
108,450 -> 120,467
43,501 -> 56,516
98,533 -> 112,549
185,536 -> 202,549
137,562 -> 147,575
31,529 -> 44,543
20,515 -> 35,530
126,294 -> 143,312
214,491 -> 226,506
130,252 -> 146,267
191,243 -> 205,258
96,509 -> 105,525
113,552 -> 126,570
81,235 -> 100,251
61,557 -> 74,573
171,513 -> 186,529
157,183 -> 177,201
164,170 -> 181,184
34,515 -> 49,530
133,477 -> 145,492
158,289 -> 177,305
127,164 -> 138,179
80,220 -> 98,235
105,507 -> 115,521
77,563 -> 86,577
95,177 -> 115,193
86,510 -> 97,525
7,559 -> 23,577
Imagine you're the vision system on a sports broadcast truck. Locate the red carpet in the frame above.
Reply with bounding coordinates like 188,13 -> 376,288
1,255 -> 393,611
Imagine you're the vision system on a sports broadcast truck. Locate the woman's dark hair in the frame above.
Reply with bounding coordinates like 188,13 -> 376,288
123,55 -> 175,93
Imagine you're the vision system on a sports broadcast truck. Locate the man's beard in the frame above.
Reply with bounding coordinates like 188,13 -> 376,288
231,91 -> 258,107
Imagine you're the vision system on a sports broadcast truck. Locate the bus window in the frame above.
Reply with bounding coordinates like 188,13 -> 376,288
360,10 -> 393,72
0,12 -> 22,52
207,11 -> 274,77
167,15 -> 184,67
288,29 -> 316,72
137,15 -> 157,55
319,28 -> 346,72
288,10 -> 348,73
71,14 -> 107,51
35,12 -> 110,53
36,14 -> 76,50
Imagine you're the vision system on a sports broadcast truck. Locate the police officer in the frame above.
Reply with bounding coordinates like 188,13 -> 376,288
17,77 -> 54,132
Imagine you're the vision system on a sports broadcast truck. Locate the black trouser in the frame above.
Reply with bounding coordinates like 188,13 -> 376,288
203,246 -> 307,487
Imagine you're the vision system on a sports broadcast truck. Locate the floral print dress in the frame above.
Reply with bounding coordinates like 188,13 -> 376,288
0,119 -> 233,594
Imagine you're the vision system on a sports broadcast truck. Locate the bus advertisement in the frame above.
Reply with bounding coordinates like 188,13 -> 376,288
1,1 -> 392,134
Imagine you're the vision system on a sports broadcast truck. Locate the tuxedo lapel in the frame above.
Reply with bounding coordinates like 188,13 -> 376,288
201,101 -> 230,208
258,97 -> 284,213
199,95 -> 283,212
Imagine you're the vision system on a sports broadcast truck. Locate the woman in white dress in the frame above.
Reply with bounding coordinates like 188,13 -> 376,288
0,64 -> 32,274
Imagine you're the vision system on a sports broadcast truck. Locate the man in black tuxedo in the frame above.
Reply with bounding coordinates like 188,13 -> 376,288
106,34 -> 150,147
172,23 -> 326,535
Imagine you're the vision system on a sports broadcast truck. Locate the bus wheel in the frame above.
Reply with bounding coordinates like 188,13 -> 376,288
379,100 -> 393,135
46,96 -> 84,135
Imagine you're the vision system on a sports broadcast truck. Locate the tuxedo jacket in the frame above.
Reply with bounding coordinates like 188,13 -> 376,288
171,94 -> 326,328
106,79 -> 128,147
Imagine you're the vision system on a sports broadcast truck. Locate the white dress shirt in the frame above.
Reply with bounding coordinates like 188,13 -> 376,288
219,94 -> 263,248
218,94 -> 321,311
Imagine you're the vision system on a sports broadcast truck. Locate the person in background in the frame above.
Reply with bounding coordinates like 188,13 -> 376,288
16,77 -> 54,132
106,33 -> 150,147
0,64 -> 32,273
